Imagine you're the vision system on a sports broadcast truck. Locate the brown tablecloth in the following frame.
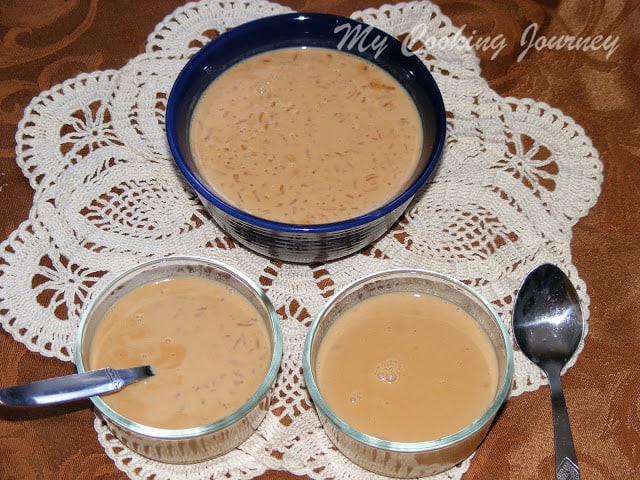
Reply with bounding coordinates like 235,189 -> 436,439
1,1 -> 638,478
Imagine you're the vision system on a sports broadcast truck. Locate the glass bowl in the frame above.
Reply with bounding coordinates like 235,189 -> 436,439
303,269 -> 513,477
75,256 -> 283,464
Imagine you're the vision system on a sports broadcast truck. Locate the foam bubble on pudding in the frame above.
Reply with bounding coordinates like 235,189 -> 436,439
89,276 -> 271,430
315,291 -> 499,443
374,357 -> 401,384
189,46 -> 424,224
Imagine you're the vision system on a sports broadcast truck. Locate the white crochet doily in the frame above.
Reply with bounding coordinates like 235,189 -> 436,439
1,1 -> 603,479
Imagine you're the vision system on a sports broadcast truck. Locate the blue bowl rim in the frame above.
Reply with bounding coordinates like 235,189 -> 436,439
166,12 -> 446,235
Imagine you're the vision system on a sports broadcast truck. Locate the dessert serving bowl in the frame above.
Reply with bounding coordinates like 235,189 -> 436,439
75,256 -> 283,464
303,269 -> 513,477
166,12 -> 446,263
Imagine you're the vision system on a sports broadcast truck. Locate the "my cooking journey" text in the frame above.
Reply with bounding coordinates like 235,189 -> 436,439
334,21 -> 620,62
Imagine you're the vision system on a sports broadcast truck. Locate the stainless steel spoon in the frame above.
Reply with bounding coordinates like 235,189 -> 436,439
512,263 -> 583,480
0,365 -> 153,408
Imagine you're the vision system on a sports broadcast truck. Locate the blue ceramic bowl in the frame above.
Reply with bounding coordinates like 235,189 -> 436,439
166,13 -> 446,263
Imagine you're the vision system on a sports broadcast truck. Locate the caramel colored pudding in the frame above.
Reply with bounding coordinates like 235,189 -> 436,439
189,47 -> 423,224
315,291 -> 499,442
89,276 -> 271,430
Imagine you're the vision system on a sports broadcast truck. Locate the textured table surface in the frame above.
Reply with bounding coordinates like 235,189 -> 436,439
0,1 -> 638,479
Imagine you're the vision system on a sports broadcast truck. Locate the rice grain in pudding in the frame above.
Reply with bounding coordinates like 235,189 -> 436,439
189,47 -> 423,224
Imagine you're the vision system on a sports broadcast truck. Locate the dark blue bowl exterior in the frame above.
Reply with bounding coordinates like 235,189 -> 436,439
166,13 -> 446,263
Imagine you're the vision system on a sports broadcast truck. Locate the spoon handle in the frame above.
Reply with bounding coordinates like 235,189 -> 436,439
548,369 -> 580,480
0,366 -> 153,408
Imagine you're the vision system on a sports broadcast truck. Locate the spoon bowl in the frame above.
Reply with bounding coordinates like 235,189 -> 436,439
512,263 -> 584,479
513,263 -> 584,368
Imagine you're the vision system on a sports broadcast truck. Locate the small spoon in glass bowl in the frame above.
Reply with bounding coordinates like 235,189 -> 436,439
512,263 -> 583,480
0,365 -> 153,408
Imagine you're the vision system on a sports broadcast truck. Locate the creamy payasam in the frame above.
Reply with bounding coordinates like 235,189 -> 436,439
89,276 -> 271,430
189,47 -> 423,224
315,291 -> 499,442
